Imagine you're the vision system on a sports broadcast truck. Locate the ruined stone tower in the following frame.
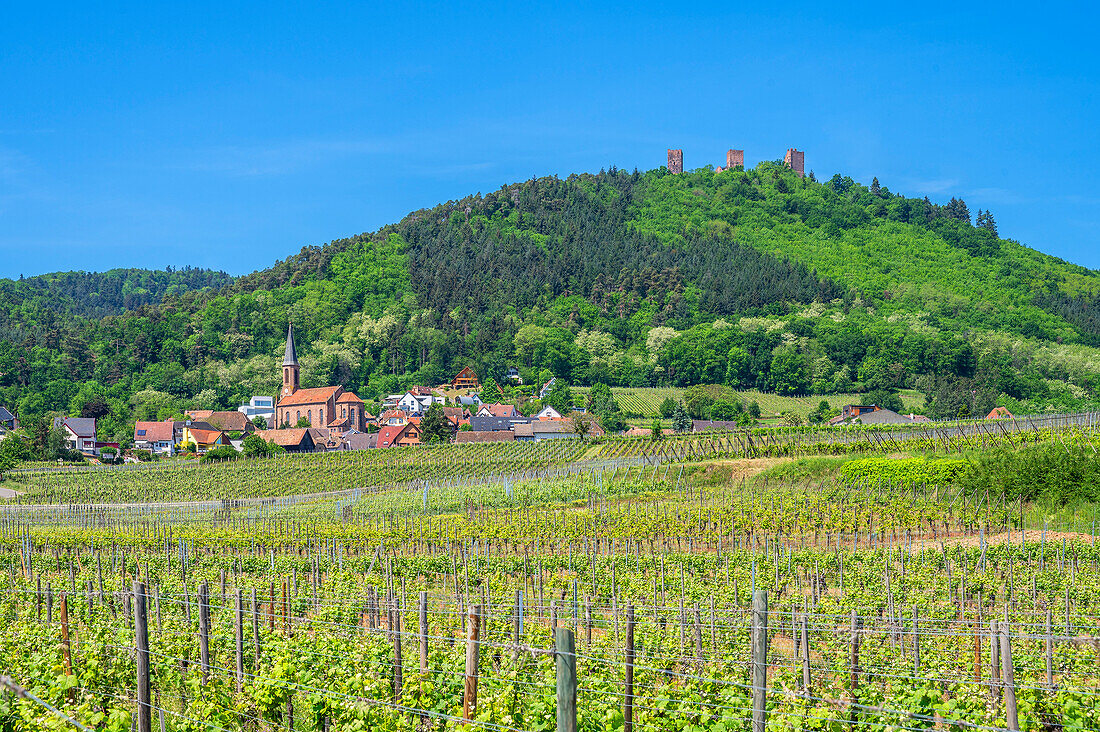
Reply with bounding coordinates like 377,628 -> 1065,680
719,149 -> 744,172
784,148 -> 805,178
667,149 -> 683,174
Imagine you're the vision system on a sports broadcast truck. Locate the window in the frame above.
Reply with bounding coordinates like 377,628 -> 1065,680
341,407 -> 346,418
307,410 -> 312,424
296,411 -> 301,423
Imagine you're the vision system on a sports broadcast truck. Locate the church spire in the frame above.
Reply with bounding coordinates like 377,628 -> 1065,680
281,324 -> 300,396
283,323 -> 299,367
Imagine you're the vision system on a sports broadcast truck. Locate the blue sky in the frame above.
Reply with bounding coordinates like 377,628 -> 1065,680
2,2 -> 1097,278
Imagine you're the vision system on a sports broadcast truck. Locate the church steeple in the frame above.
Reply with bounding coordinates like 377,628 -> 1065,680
281,324 -> 299,396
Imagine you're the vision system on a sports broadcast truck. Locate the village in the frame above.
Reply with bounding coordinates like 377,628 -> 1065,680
0,323 -> 1018,463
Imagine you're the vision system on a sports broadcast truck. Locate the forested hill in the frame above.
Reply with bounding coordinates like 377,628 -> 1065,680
5,162 -> 1100,441
0,267 -> 233,320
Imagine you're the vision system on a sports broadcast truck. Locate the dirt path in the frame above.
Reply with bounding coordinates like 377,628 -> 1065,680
908,529 -> 1094,551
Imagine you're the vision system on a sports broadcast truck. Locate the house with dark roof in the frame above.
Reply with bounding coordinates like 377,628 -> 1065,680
0,406 -> 18,431
514,420 -> 595,441
469,415 -> 531,433
852,408 -> 913,425
338,432 -> 378,450
54,417 -> 98,454
272,325 -> 367,433
692,420 -> 742,433
134,420 -> 179,455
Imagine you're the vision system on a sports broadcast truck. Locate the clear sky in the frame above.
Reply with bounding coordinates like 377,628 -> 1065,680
2,2 -> 1097,278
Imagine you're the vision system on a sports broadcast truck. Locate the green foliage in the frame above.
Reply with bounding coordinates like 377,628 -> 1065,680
658,396 -> 677,418
544,380 -> 574,416
201,445 -> 239,463
242,434 -> 282,458
419,404 -> 451,444
959,443 -> 1100,504
670,401 -> 691,432
840,457 -> 969,485
6,164 -> 1100,433
295,417 -> 311,428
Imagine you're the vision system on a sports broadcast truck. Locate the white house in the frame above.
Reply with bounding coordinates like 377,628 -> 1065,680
396,391 -> 443,415
237,396 -> 275,425
535,406 -> 563,421
54,417 -> 98,454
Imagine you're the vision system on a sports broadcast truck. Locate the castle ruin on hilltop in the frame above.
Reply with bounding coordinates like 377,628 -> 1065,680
666,147 -> 805,177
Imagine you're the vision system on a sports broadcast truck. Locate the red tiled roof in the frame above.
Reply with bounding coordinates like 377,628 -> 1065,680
256,429 -> 314,447
277,386 -> 341,407
481,403 -> 517,418
187,427 -> 225,445
202,411 -> 252,432
134,421 -> 174,442
186,410 -> 214,420
455,430 -> 515,443
336,391 -> 364,404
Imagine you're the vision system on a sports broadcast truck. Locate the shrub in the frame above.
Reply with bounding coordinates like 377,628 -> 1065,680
201,446 -> 239,463
841,457 -> 968,485
958,443 -> 1100,505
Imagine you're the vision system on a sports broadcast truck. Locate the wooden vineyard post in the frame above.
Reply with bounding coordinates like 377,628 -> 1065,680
1045,606 -> 1054,688
134,581 -> 151,732
59,593 -> 74,703
800,614 -> 811,697
419,591 -> 429,674
419,590 -> 429,726
464,604 -> 481,723
556,626 -> 577,732
751,590 -> 768,732
393,597 -> 403,704
625,605 -> 635,732
235,589 -> 244,694
584,597 -> 592,648
252,588 -> 260,670
199,582 -> 210,685
912,606 -> 920,676
849,610 -> 862,719
999,622 -> 1019,731
513,589 -> 523,662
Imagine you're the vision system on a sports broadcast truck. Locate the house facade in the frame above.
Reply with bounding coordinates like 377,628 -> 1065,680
181,422 -> 231,452
377,422 -> 421,448
450,366 -> 479,390
237,396 -> 275,425
0,406 -> 17,431
54,417 -> 98,454
272,325 -> 366,434
134,420 -> 178,455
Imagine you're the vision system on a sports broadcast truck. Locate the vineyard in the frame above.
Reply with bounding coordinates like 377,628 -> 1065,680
1,416 -> 1100,730
571,387 -> 924,419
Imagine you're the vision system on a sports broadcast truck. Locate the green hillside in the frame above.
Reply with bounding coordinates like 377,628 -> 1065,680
3,162 -> 1100,443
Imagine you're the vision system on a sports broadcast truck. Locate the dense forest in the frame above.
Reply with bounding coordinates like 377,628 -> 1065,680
3,162 -> 1100,442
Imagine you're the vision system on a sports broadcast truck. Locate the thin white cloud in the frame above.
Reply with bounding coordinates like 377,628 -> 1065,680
181,137 -> 405,177
905,178 -> 958,195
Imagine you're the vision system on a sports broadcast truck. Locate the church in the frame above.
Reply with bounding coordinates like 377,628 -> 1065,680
273,325 -> 366,434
